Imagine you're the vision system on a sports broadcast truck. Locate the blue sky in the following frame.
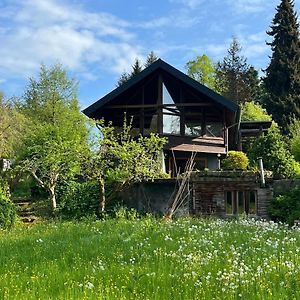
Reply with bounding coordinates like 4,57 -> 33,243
1,0 -> 299,109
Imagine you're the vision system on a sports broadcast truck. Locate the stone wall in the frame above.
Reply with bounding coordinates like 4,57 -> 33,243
121,171 -> 274,218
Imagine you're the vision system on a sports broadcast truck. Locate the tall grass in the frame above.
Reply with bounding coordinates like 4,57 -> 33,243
0,217 -> 300,299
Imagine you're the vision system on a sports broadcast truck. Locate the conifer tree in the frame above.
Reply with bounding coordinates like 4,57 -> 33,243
130,58 -> 143,77
216,38 -> 257,105
264,0 -> 300,131
144,51 -> 158,68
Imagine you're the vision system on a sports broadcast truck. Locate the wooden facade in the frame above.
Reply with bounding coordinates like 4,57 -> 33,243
83,59 -> 240,173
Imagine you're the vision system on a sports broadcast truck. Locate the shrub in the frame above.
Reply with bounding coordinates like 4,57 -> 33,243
222,151 -> 249,170
0,182 -> 17,229
269,188 -> 300,226
56,180 -> 99,219
248,124 -> 297,178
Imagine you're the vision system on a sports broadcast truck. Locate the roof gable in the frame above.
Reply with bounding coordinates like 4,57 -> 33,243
83,59 -> 239,117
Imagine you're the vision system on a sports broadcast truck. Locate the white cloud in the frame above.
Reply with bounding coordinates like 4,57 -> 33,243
0,0 -> 142,81
227,0 -> 277,14
169,0 -> 204,9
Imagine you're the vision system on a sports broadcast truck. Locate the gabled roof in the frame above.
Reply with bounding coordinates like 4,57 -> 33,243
83,58 -> 239,117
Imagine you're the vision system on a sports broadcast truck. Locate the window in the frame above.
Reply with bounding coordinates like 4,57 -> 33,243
163,114 -> 180,135
185,122 -> 202,136
206,123 -> 223,137
225,191 -> 257,215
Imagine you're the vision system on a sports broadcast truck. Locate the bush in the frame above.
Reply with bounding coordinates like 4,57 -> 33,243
222,151 -> 249,170
248,124 -> 297,178
269,188 -> 300,226
56,180 -> 99,219
0,182 -> 17,229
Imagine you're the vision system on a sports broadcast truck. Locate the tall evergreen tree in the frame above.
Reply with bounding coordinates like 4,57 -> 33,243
130,58 -> 143,77
144,51 -> 158,68
216,38 -> 259,105
117,52 -> 158,87
264,0 -> 300,131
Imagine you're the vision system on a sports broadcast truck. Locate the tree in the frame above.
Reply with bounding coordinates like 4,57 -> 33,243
116,72 -> 130,87
86,117 -> 167,212
144,51 -> 158,68
241,102 -> 272,121
130,58 -> 143,77
248,124 -> 297,178
186,54 -> 216,89
263,0 -> 300,131
216,38 -> 259,104
0,93 -> 28,158
288,118 -> 300,162
18,64 -> 89,210
117,51 -> 158,87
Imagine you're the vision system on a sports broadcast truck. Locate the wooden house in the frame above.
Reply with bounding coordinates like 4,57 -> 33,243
83,59 -> 241,174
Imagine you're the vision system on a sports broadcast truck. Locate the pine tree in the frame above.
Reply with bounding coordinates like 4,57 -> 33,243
264,0 -> 300,131
117,52 -> 158,86
216,38 -> 256,105
130,58 -> 143,77
116,72 -> 130,87
144,51 -> 158,68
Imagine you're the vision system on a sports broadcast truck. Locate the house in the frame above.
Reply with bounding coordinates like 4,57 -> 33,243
83,58 -> 274,217
83,59 -> 241,174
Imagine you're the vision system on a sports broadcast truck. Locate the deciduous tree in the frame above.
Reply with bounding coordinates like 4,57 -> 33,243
18,64 -> 89,210
186,54 -> 216,89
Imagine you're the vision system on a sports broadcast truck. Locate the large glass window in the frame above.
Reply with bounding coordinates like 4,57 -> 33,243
163,114 -> 180,135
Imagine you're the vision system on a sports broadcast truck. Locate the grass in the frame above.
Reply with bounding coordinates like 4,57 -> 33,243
0,216 -> 300,299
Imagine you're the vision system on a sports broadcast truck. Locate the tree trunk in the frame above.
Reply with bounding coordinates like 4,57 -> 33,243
49,186 -> 57,210
99,178 -> 106,213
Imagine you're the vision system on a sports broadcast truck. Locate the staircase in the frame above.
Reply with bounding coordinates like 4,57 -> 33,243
13,197 -> 38,223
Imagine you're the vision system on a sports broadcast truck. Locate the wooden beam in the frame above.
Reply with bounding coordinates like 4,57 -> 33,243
106,103 -> 214,109
157,74 -> 163,134
140,86 -> 145,135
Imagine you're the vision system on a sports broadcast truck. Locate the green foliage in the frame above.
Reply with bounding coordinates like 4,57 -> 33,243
269,188 -> 300,225
18,64 -> 90,210
113,205 -> 140,220
222,151 -> 249,170
0,180 -> 16,229
0,94 -> 29,158
144,51 -> 158,68
186,54 -> 216,89
117,51 -> 158,86
1,219 -> 300,298
288,118 -> 300,162
216,38 -> 260,104
248,124 -> 297,178
241,102 -> 272,121
100,118 -> 167,184
85,117 -> 167,212
263,0 -> 300,131
56,180 -> 99,219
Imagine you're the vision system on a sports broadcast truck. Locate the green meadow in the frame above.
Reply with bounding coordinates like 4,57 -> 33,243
0,217 -> 300,299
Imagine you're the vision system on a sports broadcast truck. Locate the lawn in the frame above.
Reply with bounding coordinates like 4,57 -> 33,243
0,216 -> 300,299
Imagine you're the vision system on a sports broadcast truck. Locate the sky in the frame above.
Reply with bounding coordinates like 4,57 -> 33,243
1,0 -> 299,110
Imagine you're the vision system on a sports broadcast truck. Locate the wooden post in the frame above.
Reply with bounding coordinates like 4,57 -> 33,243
140,86 -> 145,135
157,75 -> 163,134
